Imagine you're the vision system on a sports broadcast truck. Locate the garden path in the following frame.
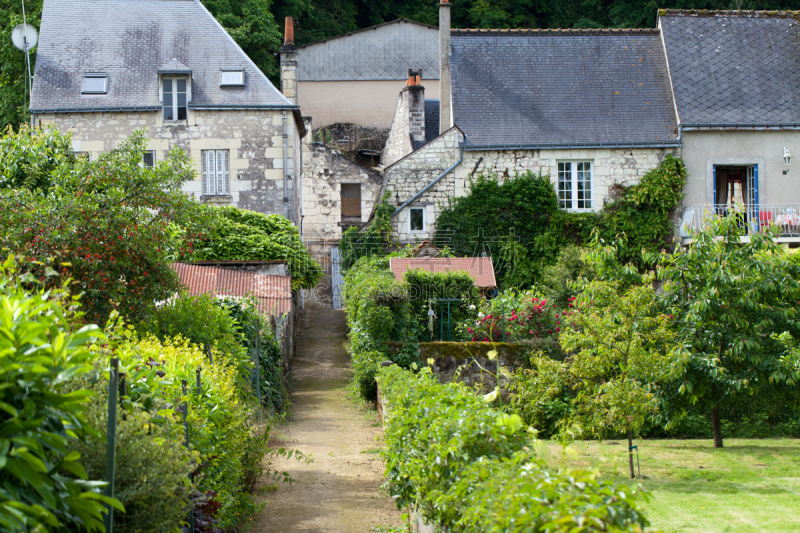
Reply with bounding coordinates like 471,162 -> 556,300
252,309 -> 403,532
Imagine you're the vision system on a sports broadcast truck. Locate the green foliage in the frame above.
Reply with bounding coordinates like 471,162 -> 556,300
597,154 -> 687,270
460,288 -> 567,342
0,256 -> 123,533
660,213 -> 800,446
539,244 -> 595,308
378,365 -> 650,532
0,1 -> 42,130
0,126 -> 198,325
71,380 -> 195,533
340,191 -> 395,271
402,268 -> 479,342
182,204 -> 322,290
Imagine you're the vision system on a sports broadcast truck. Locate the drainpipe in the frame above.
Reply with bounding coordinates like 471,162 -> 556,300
283,111 -> 289,220
393,143 -> 463,216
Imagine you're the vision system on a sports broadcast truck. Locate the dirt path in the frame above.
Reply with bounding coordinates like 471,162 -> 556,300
252,309 -> 403,533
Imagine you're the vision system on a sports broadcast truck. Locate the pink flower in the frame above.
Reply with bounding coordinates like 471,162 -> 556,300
529,330 -> 534,335
555,327 -> 560,332
467,327 -> 473,334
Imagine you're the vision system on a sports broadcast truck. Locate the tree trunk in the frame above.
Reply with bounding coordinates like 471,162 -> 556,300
711,407 -> 724,448
627,430 -> 635,479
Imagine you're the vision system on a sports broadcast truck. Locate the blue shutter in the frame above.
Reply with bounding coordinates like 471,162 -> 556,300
712,164 -> 717,211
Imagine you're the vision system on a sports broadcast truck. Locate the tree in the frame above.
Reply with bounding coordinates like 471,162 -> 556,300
0,0 -> 42,130
0,125 -> 198,325
660,212 -> 800,447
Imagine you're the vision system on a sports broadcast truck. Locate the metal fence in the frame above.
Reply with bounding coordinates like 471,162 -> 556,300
680,204 -> 800,239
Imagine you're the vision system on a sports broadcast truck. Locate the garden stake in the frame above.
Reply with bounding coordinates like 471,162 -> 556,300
629,444 -> 641,478
181,379 -> 195,533
103,358 -> 119,533
195,368 -> 201,397
119,372 -> 127,421
255,319 -> 262,423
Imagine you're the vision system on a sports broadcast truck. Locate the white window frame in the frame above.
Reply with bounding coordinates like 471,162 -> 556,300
220,70 -> 245,87
408,207 -> 426,233
202,150 -> 231,197
82,73 -> 108,94
160,76 -> 189,121
141,151 -> 155,169
557,160 -> 594,211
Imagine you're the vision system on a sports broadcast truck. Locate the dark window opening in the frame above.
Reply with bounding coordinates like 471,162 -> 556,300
142,151 -> 155,168
410,207 -> 424,231
163,78 -> 188,121
341,183 -> 361,217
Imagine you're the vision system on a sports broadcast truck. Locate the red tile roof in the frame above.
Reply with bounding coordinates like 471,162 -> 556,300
171,263 -> 292,317
389,257 -> 497,288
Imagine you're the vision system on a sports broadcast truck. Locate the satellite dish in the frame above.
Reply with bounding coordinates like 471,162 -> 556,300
11,23 -> 38,51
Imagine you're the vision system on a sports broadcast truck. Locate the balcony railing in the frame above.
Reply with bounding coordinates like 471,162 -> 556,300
679,204 -> 800,240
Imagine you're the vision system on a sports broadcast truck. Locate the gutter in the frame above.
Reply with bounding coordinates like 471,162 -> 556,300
30,104 -> 300,113
461,140 -> 682,151
680,123 -> 800,130
392,144 -> 464,217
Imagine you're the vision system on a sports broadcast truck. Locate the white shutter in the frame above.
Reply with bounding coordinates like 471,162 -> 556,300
218,150 -> 230,195
202,150 -> 217,196
215,150 -> 224,196
201,150 -> 209,195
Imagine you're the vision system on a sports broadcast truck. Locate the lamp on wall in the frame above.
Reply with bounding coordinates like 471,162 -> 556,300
784,147 -> 793,166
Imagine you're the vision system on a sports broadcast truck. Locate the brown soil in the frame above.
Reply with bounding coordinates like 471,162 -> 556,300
251,309 -> 404,533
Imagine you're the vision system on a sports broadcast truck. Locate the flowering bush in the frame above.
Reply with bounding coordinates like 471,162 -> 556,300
460,289 -> 575,342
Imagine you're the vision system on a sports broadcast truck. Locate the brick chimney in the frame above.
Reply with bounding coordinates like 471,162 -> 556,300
280,17 -> 298,105
405,69 -> 426,146
439,0 -> 451,133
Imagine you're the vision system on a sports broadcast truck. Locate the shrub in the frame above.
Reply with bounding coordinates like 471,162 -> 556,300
378,365 -> 650,532
0,256 -> 122,532
71,380 -> 195,533
539,244 -> 595,308
403,268 -> 479,342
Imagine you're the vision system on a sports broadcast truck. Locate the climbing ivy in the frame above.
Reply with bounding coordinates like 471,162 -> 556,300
339,191 -> 395,271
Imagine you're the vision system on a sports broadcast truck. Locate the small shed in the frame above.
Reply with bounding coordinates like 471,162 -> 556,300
389,257 -> 497,295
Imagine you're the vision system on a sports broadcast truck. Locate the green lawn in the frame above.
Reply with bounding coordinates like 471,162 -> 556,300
538,439 -> 800,533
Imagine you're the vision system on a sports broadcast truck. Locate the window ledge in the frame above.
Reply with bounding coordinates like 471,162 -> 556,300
200,195 -> 233,204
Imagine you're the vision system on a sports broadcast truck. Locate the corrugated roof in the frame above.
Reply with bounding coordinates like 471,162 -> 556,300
660,10 -> 800,125
389,257 -> 497,288
172,263 -> 292,317
32,0 -> 293,111
296,19 -> 439,81
451,30 -> 678,146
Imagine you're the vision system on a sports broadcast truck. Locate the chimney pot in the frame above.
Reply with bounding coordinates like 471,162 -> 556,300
284,17 -> 294,45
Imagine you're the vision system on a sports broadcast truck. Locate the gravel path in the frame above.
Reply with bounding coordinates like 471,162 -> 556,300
252,309 -> 403,533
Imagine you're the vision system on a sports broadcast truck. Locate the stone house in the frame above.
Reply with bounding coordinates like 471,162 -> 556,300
31,0 -> 306,221
659,10 -> 800,244
379,1 -> 680,243
295,19 -> 439,131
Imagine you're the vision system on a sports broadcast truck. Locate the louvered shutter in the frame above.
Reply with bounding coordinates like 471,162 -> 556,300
218,150 -> 230,195
202,150 -> 217,196
201,150 -> 210,195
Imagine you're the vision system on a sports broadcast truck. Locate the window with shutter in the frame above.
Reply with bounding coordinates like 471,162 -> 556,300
201,150 -> 231,197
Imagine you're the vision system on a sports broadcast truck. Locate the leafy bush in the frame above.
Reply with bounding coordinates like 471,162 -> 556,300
0,126 -> 198,324
403,268 -> 479,342
539,244 -> 595,308
378,365 -> 650,532
339,191 -> 395,270
181,204 -> 321,290
0,256 -> 122,532
71,380 -> 195,533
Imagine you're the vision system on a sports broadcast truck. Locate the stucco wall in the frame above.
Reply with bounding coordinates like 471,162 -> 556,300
383,135 -> 677,242
38,108 -> 301,220
297,80 -> 440,130
680,130 -> 800,208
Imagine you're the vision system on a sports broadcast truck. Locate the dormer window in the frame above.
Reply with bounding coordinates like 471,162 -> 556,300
82,73 -> 108,94
162,78 -> 187,121
220,70 -> 245,87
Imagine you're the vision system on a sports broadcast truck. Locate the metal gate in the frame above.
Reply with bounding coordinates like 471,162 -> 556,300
331,246 -> 343,309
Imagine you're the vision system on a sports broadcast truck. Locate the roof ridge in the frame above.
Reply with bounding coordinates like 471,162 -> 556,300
297,18 -> 437,49
659,9 -> 800,18
451,27 -> 660,35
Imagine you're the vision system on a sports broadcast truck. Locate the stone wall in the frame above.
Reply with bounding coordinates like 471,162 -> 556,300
38,108 -> 301,221
381,92 -> 413,168
381,136 -> 677,242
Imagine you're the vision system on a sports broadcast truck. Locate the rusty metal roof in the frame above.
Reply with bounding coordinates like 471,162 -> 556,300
171,263 -> 292,317
389,257 -> 497,288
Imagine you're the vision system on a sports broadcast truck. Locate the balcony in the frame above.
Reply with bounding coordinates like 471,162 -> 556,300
679,204 -> 800,244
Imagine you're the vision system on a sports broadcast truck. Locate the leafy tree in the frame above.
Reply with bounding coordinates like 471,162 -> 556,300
660,212 -> 800,448
0,126 -> 198,325
339,190 -> 395,270
0,256 -> 123,532
0,0 -> 41,130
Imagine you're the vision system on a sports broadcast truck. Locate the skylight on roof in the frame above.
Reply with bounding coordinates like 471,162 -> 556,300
82,73 -> 108,94
220,70 -> 245,87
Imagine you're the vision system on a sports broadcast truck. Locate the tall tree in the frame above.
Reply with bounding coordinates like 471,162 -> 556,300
0,0 -> 42,130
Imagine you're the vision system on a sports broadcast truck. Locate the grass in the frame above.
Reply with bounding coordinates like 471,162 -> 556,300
538,438 -> 800,533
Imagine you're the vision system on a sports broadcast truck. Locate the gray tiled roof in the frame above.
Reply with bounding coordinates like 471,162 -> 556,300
31,0 -> 292,111
450,29 -> 678,147
297,19 -> 439,81
660,11 -> 800,125
425,99 -> 440,144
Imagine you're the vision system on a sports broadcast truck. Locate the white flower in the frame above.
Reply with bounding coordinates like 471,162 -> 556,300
478,312 -> 484,319
469,304 -> 476,311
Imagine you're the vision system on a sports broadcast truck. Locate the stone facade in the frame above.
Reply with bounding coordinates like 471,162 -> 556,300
381,129 -> 678,242
39,108 -> 302,221
381,84 -> 426,168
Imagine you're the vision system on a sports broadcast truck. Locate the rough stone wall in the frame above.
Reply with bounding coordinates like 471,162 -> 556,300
382,136 -> 677,242
382,85 -> 428,168
37,109 -> 301,221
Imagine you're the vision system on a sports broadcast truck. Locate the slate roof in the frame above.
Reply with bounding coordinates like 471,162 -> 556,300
450,29 -> 678,147
660,10 -> 800,125
172,263 -> 292,317
425,99 -> 440,144
389,257 -> 497,288
296,19 -> 439,81
31,0 -> 293,112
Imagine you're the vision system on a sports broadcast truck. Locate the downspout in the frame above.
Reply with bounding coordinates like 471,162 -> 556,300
393,143 -> 463,216
283,111 -> 289,220
299,119 -> 305,310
